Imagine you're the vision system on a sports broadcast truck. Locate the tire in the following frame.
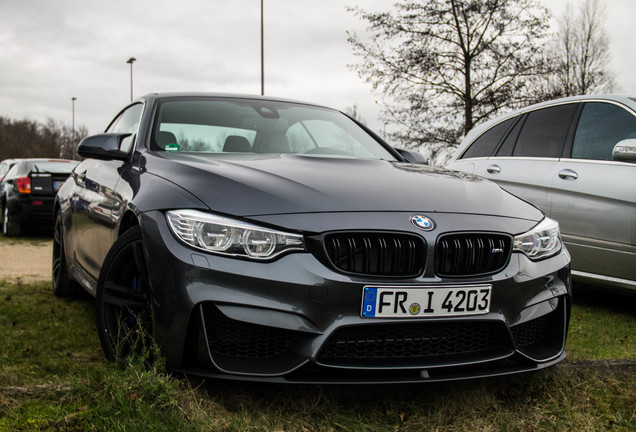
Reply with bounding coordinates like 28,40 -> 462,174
52,212 -> 78,297
95,226 -> 153,363
2,203 -> 21,237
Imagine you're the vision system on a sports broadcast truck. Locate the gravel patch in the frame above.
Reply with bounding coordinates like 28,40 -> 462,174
0,241 -> 52,283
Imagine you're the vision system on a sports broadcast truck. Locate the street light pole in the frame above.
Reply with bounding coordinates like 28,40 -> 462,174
127,57 -> 136,101
260,0 -> 264,95
70,97 -> 77,159
72,97 -> 76,132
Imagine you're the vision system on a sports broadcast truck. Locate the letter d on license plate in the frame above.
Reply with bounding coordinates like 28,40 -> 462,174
361,285 -> 491,318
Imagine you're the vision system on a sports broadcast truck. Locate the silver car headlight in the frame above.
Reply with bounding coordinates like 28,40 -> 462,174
166,209 -> 305,260
513,217 -> 562,260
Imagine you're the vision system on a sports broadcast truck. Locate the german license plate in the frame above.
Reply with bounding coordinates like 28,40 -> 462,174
361,285 -> 491,318
53,181 -> 61,191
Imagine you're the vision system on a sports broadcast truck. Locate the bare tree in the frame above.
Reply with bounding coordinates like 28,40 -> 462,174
548,0 -> 615,96
0,116 -> 88,160
42,119 -> 89,160
347,0 -> 552,162
343,103 -> 366,124
0,117 -> 46,159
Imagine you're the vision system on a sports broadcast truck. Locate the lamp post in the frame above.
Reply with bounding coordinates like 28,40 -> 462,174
68,96 -> 77,159
260,0 -> 264,95
127,57 -> 136,101
72,97 -> 76,132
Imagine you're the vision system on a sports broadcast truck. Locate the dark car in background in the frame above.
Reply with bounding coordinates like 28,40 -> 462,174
54,93 -> 571,383
448,95 -> 636,294
2,158 -> 78,236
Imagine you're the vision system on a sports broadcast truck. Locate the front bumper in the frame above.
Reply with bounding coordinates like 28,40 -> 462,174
140,210 -> 571,383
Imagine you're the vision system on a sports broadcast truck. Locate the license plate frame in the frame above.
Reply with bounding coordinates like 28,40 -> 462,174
361,285 -> 492,318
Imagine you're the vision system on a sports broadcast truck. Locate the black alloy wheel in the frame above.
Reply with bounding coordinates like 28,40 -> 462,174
52,211 -> 77,297
96,226 -> 153,363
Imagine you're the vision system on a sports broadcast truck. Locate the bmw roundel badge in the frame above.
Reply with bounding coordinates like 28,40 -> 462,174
411,215 -> 435,231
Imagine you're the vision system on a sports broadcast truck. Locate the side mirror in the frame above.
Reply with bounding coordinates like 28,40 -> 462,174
77,133 -> 132,161
395,148 -> 429,165
613,138 -> 636,163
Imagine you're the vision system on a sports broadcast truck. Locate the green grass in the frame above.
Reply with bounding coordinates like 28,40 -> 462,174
0,280 -> 106,386
567,286 -> 635,361
0,247 -> 634,430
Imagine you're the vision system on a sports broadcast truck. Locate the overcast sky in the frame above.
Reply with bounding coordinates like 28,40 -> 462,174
1,0 -> 634,135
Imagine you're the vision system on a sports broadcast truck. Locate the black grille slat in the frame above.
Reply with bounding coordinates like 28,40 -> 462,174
435,233 -> 512,277
324,232 -> 425,277
317,321 -> 509,367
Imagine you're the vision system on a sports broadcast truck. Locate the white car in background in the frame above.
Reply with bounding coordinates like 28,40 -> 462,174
449,95 -> 636,294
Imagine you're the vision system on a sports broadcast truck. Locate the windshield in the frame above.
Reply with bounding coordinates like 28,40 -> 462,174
151,98 -> 397,160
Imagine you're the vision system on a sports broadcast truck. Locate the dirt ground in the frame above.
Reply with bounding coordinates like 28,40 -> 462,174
0,240 -> 52,283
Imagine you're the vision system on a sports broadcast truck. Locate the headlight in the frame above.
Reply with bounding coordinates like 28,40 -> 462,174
513,217 -> 562,260
166,209 -> 305,260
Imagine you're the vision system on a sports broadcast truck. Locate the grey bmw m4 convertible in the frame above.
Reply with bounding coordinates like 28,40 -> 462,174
53,93 -> 571,383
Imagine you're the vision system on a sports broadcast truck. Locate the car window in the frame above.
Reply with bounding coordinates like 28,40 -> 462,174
461,117 -> 515,159
30,161 -> 77,174
5,164 -> 18,179
510,104 -> 577,158
106,103 -> 144,153
571,102 -> 636,161
152,99 -> 397,160
286,119 -> 378,156
496,115 -> 525,156
157,122 -> 257,152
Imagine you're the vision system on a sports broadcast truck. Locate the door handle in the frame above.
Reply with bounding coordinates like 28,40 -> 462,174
486,164 -> 501,174
558,169 -> 578,180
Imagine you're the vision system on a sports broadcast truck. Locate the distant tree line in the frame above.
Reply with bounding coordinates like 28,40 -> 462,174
348,0 -> 615,164
0,116 -> 88,161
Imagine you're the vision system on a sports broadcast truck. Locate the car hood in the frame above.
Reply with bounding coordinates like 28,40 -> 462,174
146,153 -> 543,221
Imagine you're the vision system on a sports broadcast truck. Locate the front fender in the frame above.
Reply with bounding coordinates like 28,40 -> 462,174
115,167 -> 209,222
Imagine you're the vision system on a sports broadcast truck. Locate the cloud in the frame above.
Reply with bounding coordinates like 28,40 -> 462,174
0,0 -> 633,137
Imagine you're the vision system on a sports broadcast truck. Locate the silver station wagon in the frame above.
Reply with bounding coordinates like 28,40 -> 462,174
449,95 -> 636,294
